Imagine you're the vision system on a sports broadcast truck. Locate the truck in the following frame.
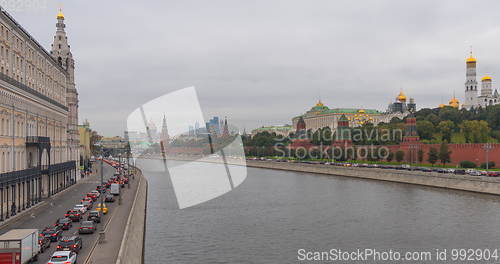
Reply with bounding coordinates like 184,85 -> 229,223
0,229 -> 39,264
110,183 -> 120,196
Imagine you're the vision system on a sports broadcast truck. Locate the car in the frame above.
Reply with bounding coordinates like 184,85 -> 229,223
74,204 -> 87,214
41,227 -> 62,242
487,171 -> 500,177
95,203 -> 108,214
104,194 -> 115,202
47,250 -> 78,264
87,210 -> 101,223
86,192 -> 98,201
56,236 -> 82,253
38,236 -> 51,253
54,217 -> 73,230
454,169 -> 466,175
78,221 -> 96,234
468,170 -> 482,176
67,210 -> 83,222
90,190 -> 101,198
82,200 -> 93,210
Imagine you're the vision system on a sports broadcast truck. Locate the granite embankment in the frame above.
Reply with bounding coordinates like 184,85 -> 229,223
116,170 -> 148,264
247,160 -> 500,195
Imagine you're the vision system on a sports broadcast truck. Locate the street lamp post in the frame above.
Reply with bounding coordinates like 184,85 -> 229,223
100,154 -> 104,230
484,143 -> 493,170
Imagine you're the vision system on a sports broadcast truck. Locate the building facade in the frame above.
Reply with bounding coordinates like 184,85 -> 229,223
78,120 -> 91,169
0,9 -> 79,220
291,91 -> 413,134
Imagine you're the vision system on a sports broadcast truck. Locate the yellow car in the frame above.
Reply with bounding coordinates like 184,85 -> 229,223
96,203 -> 108,214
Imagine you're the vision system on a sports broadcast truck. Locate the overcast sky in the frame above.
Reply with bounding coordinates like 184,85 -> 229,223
7,0 -> 500,136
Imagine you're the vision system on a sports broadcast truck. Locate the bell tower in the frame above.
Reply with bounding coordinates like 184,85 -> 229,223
464,50 -> 478,109
50,9 -> 79,165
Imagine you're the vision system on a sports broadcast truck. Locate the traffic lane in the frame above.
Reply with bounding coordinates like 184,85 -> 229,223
34,164 -> 116,263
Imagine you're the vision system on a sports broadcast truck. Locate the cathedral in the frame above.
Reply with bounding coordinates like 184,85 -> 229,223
463,52 -> 500,109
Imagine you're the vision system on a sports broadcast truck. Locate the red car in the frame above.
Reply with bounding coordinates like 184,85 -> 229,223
487,171 -> 500,177
86,193 -> 98,201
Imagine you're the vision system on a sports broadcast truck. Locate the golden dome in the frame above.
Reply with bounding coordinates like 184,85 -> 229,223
439,103 -> 446,108
57,9 -> 64,19
466,55 -> 476,63
449,97 -> 460,108
482,75 -> 492,81
397,91 -> 407,102
315,100 -> 324,107
358,109 -> 365,114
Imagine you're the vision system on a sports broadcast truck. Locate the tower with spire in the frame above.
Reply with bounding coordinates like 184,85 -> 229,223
160,115 -> 170,146
50,9 -> 80,163
222,117 -> 229,137
464,50 -> 478,109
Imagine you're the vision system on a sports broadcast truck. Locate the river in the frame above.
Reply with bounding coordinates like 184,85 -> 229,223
138,160 -> 500,263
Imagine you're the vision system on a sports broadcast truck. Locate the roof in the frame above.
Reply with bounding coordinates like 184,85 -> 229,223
253,125 -> 292,131
0,229 -> 37,240
0,8 -> 67,73
309,108 -> 382,114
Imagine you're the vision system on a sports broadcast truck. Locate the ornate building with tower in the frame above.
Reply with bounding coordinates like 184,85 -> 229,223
0,8 -> 79,219
291,91 -> 415,134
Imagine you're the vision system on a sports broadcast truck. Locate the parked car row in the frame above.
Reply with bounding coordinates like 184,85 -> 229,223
249,157 -> 500,177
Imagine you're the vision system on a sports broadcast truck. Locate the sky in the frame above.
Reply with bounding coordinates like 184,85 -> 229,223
6,0 -> 500,136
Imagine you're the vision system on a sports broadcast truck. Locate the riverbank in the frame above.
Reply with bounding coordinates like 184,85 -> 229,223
115,169 -> 147,264
247,160 -> 500,195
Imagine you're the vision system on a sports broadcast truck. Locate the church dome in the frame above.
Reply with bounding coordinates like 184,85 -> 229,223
439,104 -> 446,108
397,91 -> 407,102
482,75 -> 492,81
449,97 -> 460,108
466,55 -> 476,63
57,9 -> 64,19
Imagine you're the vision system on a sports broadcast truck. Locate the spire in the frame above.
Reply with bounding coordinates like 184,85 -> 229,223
160,114 -> 170,144
222,116 -> 229,137
466,46 -> 476,63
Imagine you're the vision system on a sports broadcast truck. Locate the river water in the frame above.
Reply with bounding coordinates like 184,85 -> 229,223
138,160 -> 500,263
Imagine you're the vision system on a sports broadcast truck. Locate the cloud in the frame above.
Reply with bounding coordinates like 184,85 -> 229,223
9,0 -> 500,135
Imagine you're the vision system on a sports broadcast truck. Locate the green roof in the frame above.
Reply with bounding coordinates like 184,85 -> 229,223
306,107 -> 381,115
254,125 -> 292,131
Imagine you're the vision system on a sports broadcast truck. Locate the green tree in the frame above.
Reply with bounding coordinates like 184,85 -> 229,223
439,142 -> 451,165
416,120 -> 435,140
386,151 -> 394,162
437,120 -> 455,143
395,150 -> 405,162
428,147 -> 438,166
459,161 -> 477,168
417,149 -> 424,163
459,120 -> 491,143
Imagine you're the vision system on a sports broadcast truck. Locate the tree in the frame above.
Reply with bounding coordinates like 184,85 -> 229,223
395,150 -> 405,162
437,120 -> 455,143
386,151 -> 394,162
417,149 -> 424,163
416,120 -> 435,140
459,161 -> 477,168
439,142 -> 451,165
428,147 -> 438,166
459,120 -> 491,143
